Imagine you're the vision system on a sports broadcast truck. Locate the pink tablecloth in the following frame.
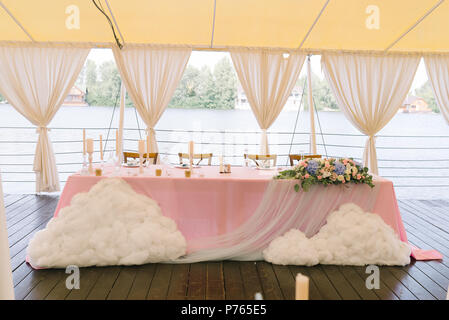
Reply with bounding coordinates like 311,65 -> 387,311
55,165 -> 407,242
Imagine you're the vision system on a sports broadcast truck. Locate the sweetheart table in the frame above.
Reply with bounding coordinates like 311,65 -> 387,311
54,165 -> 408,244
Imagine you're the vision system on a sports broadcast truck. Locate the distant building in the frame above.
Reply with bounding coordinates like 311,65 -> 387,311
399,95 -> 431,113
235,85 -> 303,110
63,86 -> 88,107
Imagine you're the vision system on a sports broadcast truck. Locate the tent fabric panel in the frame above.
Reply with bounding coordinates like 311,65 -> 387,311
108,0 -> 214,45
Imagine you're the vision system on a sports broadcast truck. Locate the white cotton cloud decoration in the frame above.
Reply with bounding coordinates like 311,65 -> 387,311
263,203 -> 411,266
27,178 -> 187,268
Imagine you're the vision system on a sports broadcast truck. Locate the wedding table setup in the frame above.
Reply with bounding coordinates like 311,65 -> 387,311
26,136 -> 442,269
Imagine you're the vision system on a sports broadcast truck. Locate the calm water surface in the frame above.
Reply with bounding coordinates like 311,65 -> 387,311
0,104 -> 448,198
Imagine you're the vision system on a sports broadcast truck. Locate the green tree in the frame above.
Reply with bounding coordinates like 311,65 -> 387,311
84,60 -> 122,107
415,80 -> 438,113
213,57 -> 237,109
169,56 -> 237,109
297,72 -> 339,111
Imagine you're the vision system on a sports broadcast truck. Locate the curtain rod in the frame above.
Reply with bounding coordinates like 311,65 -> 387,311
0,40 -> 448,56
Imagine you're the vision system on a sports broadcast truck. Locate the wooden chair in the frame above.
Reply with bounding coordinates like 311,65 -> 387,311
178,153 -> 213,166
289,154 -> 322,166
244,154 -> 277,167
123,152 -> 158,165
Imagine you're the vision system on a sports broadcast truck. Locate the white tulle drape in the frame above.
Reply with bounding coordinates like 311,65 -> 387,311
0,44 -> 89,192
424,55 -> 449,124
230,49 -> 306,154
113,45 -> 191,157
322,53 -> 419,174
175,180 -> 379,263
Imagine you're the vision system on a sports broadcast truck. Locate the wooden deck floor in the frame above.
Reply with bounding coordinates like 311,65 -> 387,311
4,194 -> 449,300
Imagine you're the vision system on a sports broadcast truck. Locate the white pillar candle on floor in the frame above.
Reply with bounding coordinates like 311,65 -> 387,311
295,273 -> 309,300
0,173 -> 14,299
82,129 -> 86,156
86,138 -> 94,153
99,134 -> 103,161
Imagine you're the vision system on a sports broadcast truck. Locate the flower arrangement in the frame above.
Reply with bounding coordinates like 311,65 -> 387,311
275,157 -> 375,192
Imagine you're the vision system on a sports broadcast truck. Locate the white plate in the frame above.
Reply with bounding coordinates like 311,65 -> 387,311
123,163 -> 139,168
256,167 -> 276,170
174,164 -> 201,169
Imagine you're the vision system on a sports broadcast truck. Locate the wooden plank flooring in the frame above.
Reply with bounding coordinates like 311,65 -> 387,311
4,194 -> 449,300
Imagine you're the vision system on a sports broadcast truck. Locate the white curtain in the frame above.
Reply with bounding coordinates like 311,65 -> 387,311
113,45 -> 191,157
0,44 -> 89,192
0,173 -> 14,299
424,55 -> 449,124
230,49 -> 306,154
322,53 -> 419,174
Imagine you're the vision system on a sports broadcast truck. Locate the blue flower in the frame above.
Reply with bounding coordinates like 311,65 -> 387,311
306,160 -> 319,175
334,161 -> 345,175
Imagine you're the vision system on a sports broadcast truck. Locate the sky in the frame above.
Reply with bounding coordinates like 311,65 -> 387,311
88,48 -> 427,91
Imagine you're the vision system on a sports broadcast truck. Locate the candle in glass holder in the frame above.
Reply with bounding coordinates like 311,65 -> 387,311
116,129 -> 119,157
219,156 -> 224,173
184,170 -> 191,178
155,168 -> 162,176
99,134 -> 103,161
146,132 -> 150,164
295,273 -> 309,300
83,129 -> 86,156
95,168 -> 102,176
86,138 -> 94,153
138,139 -> 145,154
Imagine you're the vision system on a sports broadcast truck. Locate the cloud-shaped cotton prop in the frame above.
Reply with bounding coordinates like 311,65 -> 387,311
27,178 -> 187,268
263,203 -> 411,266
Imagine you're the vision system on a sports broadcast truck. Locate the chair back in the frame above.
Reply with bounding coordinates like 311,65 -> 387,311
289,154 -> 322,166
244,154 -> 277,167
123,152 -> 158,165
178,153 -> 213,166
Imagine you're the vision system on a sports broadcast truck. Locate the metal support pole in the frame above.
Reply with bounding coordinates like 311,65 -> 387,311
307,56 -> 317,154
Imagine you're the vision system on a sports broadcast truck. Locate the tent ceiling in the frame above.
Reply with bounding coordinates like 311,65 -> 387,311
0,0 -> 448,53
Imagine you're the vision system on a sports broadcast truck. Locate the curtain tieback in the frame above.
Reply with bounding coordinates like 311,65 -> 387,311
146,127 -> 156,136
36,126 -> 50,134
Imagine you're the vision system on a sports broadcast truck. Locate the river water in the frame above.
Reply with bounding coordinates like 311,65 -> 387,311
1,104 -> 448,199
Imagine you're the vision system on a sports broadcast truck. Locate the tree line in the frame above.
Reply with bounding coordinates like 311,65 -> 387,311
76,56 -> 238,109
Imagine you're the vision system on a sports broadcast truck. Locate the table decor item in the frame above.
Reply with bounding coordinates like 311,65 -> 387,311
95,168 -> 102,177
99,134 -> 104,168
146,132 -> 150,168
155,168 -> 162,176
138,140 -> 145,175
174,164 -> 200,169
80,129 -> 88,175
86,138 -> 94,175
275,157 -> 374,192
184,170 -> 191,178
188,140 -> 194,171
219,155 -> 224,173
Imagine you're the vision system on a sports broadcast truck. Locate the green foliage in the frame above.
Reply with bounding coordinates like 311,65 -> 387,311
414,80 -> 439,113
169,56 -> 237,109
0,93 -> 5,102
83,60 -> 122,107
298,72 -> 339,111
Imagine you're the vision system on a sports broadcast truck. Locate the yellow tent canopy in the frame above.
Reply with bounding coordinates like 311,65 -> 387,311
0,0 -> 448,53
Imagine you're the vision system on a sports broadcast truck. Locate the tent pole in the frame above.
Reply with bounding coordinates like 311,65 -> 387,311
0,173 -> 14,300
118,82 -> 126,163
307,56 -> 317,154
